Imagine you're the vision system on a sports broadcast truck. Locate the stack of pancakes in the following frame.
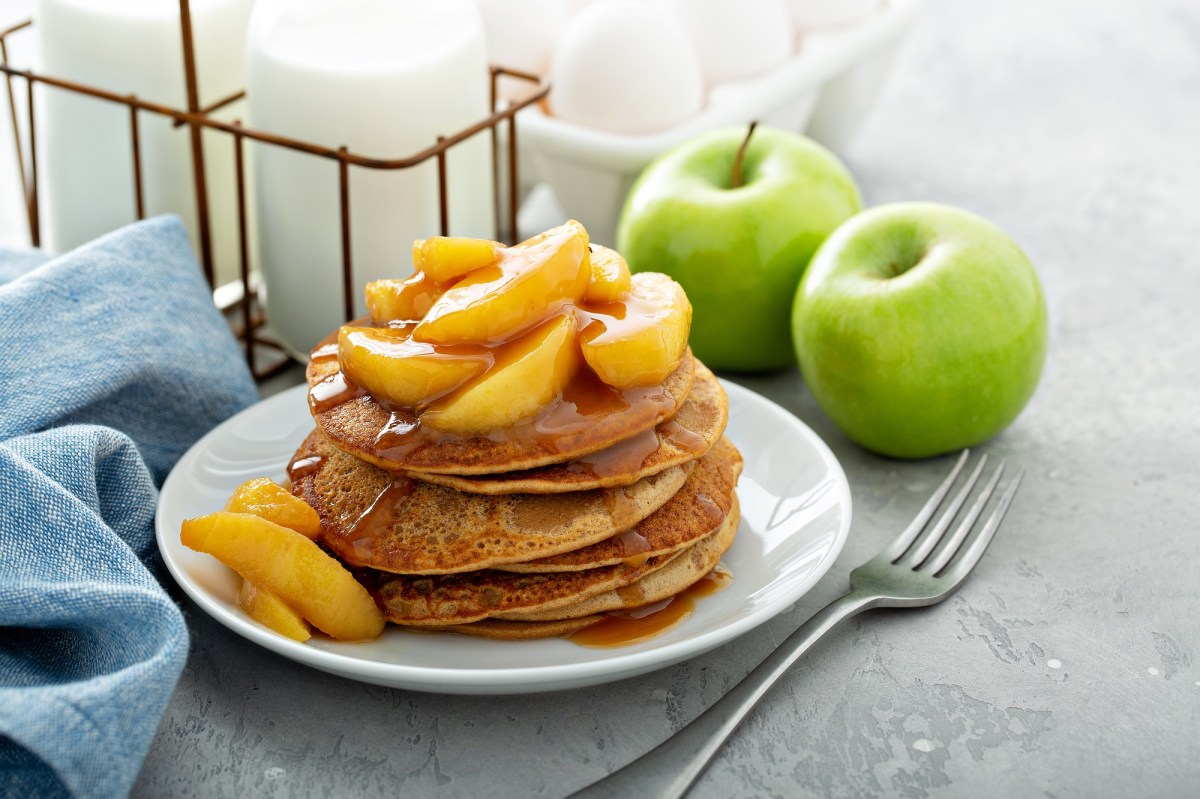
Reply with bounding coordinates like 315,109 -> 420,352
290,349 -> 741,640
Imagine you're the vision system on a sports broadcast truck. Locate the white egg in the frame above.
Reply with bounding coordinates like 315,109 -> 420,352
475,0 -> 567,92
786,0 -> 880,32
660,0 -> 793,85
561,0 -> 652,17
550,1 -> 704,134
562,0 -> 604,16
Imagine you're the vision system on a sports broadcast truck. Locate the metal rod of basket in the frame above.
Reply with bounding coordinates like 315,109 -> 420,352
128,99 -> 145,220
177,0 -> 215,287
232,120 -> 253,372
23,75 -> 39,247
0,24 -> 30,240
338,148 -> 354,324
436,136 -> 450,237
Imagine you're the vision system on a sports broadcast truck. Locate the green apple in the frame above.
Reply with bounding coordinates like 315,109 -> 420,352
616,125 -> 862,372
792,202 -> 1048,459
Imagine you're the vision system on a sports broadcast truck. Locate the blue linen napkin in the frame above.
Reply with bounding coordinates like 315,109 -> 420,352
0,217 -> 259,798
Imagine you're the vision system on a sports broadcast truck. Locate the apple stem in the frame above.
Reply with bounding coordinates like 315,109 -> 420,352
731,121 -> 758,189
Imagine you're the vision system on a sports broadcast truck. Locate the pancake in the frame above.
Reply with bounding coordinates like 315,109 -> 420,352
305,349 -> 695,476
366,446 -> 740,626
370,547 -> 682,627
497,498 -> 737,622
494,438 -> 742,573
290,429 -> 691,575
415,615 -> 605,641
417,502 -> 739,638
408,363 -> 729,495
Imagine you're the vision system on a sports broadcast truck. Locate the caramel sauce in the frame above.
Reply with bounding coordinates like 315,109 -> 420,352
576,294 -> 661,349
310,342 -> 339,362
533,371 -> 662,442
600,486 -> 640,522
395,272 -> 443,321
694,493 -> 726,531
373,409 -> 420,458
614,530 -> 652,567
356,363 -> 676,463
346,478 -> 414,562
286,454 -> 325,482
568,426 -> 660,479
660,419 -> 708,456
569,566 -> 734,648
309,371 -> 366,414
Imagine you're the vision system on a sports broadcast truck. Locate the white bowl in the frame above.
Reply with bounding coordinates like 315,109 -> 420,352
515,0 -> 927,245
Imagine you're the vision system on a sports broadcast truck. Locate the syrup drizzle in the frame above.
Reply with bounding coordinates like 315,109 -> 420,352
600,486 -> 641,523
693,493 -> 725,531
373,410 -> 421,461
614,530 -> 653,567
310,342 -> 339,362
570,426 -> 661,479
660,419 -> 708,455
287,454 -> 325,482
310,371 -> 366,414
355,367 -> 677,463
576,293 -> 668,349
346,479 -> 414,563
569,565 -> 733,648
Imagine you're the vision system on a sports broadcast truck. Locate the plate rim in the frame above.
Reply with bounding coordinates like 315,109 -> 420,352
156,379 -> 851,693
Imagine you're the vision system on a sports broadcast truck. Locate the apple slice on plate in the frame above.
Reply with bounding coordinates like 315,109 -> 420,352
413,220 -> 590,345
421,313 -> 581,435
338,325 -> 491,408
579,272 -> 691,389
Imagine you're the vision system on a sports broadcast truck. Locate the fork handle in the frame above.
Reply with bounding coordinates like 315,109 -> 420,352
569,590 -> 879,799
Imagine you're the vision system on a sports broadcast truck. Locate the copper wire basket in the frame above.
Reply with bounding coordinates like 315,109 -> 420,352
0,1 -> 549,379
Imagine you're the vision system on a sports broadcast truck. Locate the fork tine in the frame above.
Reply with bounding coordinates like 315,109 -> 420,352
923,461 -> 1005,573
902,454 -> 988,567
935,467 -> 1024,580
883,450 -> 970,561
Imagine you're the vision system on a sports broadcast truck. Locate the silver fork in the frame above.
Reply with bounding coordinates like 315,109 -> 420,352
570,450 -> 1023,799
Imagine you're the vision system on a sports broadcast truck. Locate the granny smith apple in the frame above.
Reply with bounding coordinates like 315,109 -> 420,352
792,202 -> 1048,459
616,125 -> 862,372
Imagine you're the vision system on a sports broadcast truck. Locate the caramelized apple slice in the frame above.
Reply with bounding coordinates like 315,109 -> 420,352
239,580 -> 312,642
421,313 -> 580,434
365,274 -> 441,325
338,326 -> 491,407
583,244 -> 632,303
224,477 -> 321,539
580,272 -> 692,388
181,512 -> 385,641
413,237 -> 500,284
412,220 -> 590,345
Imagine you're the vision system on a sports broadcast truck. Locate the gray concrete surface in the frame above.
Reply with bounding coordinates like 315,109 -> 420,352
136,0 -> 1200,796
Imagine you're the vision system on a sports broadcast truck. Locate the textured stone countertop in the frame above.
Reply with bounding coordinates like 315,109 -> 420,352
136,0 -> 1199,796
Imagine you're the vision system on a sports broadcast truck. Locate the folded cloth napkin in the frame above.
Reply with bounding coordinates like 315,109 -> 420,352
0,217 -> 258,798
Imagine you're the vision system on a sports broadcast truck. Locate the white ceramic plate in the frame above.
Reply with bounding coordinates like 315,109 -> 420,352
156,380 -> 851,695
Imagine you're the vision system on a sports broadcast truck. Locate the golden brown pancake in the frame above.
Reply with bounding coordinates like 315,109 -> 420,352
370,548 -> 682,627
498,498 -> 737,621
413,615 -> 605,641
494,438 -> 742,572
291,429 -> 691,575
305,350 -> 695,475
408,363 -> 729,495
364,445 -> 739,626
418,503 -> 739,638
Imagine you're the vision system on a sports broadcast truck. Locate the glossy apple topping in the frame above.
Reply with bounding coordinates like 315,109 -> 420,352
315,220 -> 694,440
